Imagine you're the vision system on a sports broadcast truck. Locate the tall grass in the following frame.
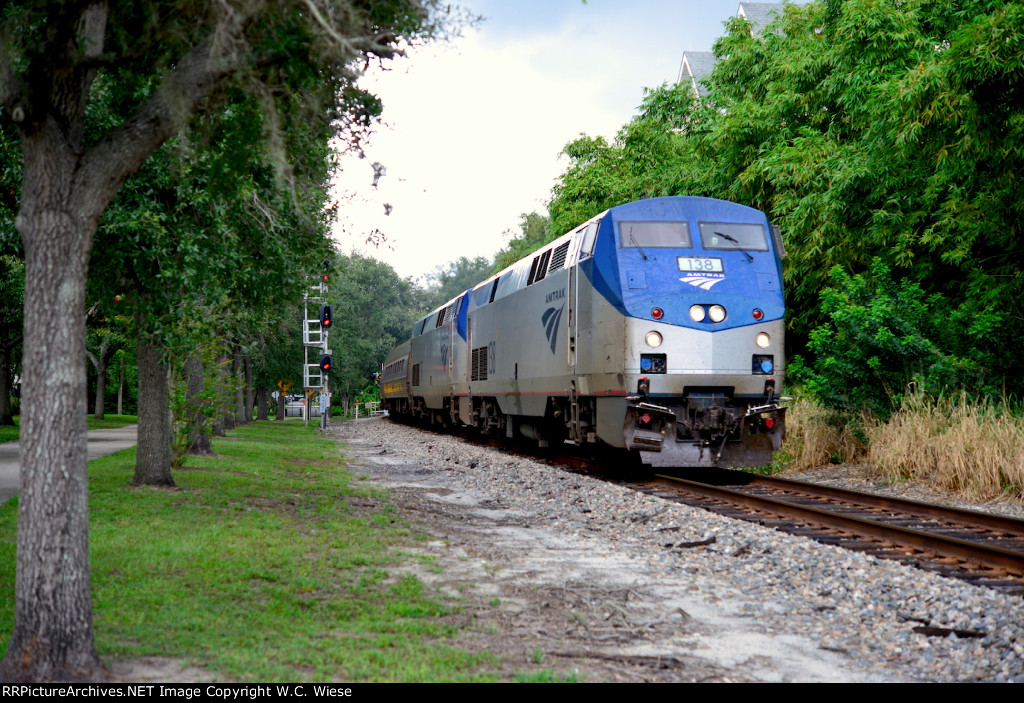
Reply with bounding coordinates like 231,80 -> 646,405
780,390 -> 1024,503
776,392 -> 868,471
866,393 -> 1024,501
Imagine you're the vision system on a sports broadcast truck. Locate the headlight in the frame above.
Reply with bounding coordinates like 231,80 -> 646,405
645,331 -> 663,348
709,305 -> 727,323
689,305 -> 706,322
756,332 -> 770,348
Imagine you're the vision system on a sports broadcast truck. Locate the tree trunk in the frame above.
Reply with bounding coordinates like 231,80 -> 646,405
185,354 -> 212,455
214,353 -> 229,434
234,345 -> 246,426
218,351 -> 233,431
117,359 -> 124,416
93,357 -> 106,420
0,344 -> 14,426
276,393 -> 286,420
256,387 -> 269,421
133,338 -> 174,486
87,340 -> 119,420
244,354 -> 253,424
3,165 -> 102,681
1,3 -> 248,680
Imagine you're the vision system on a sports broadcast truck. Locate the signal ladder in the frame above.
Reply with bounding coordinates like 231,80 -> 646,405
303,266 -> 333,429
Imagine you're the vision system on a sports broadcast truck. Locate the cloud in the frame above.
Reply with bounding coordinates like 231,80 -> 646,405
329,0 -> 746,280
331,26 -> 629,280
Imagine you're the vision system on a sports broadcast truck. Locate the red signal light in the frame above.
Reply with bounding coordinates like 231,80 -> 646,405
319,304 -> 333,328
319,354 -> 333,373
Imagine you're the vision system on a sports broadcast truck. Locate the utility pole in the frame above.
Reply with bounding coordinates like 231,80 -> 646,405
302,260 -> 332,429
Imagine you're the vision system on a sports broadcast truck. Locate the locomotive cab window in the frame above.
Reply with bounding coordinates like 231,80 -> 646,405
618,221 -> 691,248
698,222 -> 769,251
578,220 -> 600,260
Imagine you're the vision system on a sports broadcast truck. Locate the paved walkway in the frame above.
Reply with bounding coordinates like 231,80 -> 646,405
0,425 -> 139,505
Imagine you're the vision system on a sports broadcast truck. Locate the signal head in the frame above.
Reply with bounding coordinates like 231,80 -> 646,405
319,354 -> 333,373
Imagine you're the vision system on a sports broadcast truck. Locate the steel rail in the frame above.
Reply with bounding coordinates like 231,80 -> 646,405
656,474 -> 1024,577
742,474 -> 1024,537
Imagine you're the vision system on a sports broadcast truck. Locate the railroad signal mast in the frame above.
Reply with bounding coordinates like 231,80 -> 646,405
303,259 -> 333,429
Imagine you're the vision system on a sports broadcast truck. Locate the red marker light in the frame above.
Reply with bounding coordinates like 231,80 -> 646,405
765,418 -> 775,429
651,307 -> 664,320
641,413 -> 651,424
752,308 -> 763,320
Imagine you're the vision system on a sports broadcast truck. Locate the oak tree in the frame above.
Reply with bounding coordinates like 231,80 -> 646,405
0,0 -> 451,681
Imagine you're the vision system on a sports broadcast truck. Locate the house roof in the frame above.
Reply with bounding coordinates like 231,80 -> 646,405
674,2 -> 788,101
736,2 -> 786,36
677,50 -> 717,98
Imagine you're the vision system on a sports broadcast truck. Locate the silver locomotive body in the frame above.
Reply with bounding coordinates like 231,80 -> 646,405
382,196 -> 786,468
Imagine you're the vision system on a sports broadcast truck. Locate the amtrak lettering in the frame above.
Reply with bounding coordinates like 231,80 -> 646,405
680,273 -> 725,291
545,288 -> 566,303
541,306 -> 564,354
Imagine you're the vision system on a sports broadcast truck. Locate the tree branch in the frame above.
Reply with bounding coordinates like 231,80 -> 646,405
75,19 -> 245,221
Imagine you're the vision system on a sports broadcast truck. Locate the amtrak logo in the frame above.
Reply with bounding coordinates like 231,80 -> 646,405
680,274 -> 725,290
541,306 -> 564,354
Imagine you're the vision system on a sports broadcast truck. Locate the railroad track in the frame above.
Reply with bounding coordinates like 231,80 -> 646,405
637,470 -> 1024,595
386,417 -> 1024,594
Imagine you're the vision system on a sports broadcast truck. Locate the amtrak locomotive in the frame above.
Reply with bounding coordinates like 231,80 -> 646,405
381,196 -> 786,468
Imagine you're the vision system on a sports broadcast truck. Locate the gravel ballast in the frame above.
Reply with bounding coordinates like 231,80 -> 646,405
331,416 -> 1024,683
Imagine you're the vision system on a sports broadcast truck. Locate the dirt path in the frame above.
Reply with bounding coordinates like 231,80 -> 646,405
335,420 -> 904,683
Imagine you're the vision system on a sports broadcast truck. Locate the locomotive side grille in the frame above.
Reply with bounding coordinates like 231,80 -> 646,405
548,241 -> 570,274
412,363 -> 420,386
527,256 -> 540,285
471,346 -> 488,381
528,249 -> 553,285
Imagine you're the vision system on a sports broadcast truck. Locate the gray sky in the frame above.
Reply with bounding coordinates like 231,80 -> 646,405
331,0 -> 755,282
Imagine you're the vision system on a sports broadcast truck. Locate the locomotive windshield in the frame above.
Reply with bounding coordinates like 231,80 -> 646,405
698,222 -> 769,251
618,221 -> 691,248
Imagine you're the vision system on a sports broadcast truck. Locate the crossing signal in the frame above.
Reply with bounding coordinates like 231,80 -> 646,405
319,304 -> 333,328
321,259 -> 331,282
319,354 -> 332,373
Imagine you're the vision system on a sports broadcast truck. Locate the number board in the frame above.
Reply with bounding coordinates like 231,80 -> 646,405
676,257 -> 724,273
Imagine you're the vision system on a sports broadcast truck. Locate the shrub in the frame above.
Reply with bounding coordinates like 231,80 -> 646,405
803,259 -> 985,420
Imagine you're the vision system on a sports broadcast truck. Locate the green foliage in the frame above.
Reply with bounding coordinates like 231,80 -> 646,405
547,0 -> 1024,413
803,260 -> 985,420
0,255 -> 23,424
328,253 -> 424,397
493,212 -> 553,271
422,256 -> 494,309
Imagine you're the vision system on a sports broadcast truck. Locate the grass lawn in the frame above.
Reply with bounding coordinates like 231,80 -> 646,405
0,415 -> 138,444
0,422 -> 495,682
